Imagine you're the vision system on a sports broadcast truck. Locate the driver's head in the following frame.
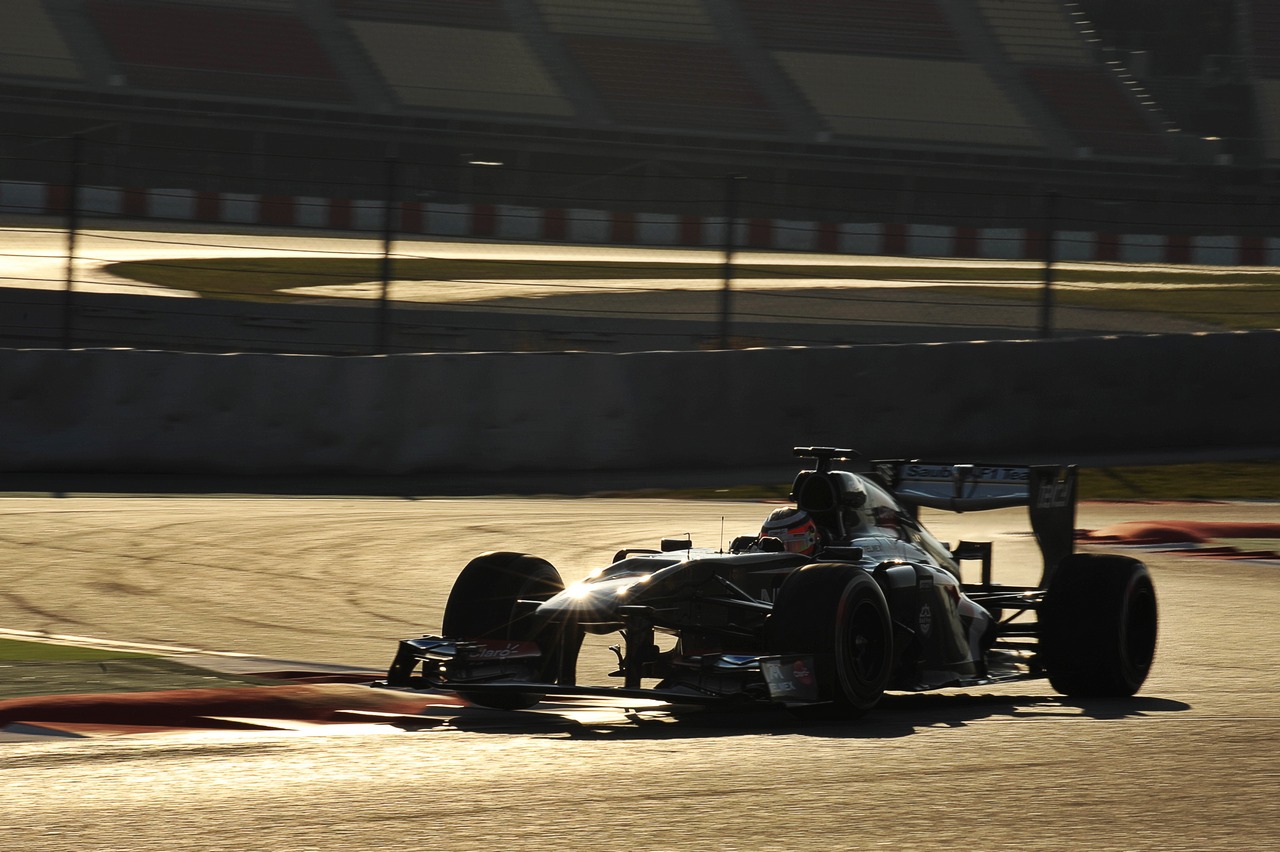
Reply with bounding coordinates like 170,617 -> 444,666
759,507 -> 819,556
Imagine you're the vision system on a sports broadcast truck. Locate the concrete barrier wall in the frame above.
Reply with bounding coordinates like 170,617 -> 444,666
1,331 -> 1276,475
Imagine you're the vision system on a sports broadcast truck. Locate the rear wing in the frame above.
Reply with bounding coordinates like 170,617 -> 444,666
871,461 -> 1077,586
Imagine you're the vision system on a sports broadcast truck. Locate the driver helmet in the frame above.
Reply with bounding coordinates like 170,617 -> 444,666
759,507 -> 819,556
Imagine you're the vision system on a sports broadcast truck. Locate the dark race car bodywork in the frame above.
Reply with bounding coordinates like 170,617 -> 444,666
382,448 -> 1158,718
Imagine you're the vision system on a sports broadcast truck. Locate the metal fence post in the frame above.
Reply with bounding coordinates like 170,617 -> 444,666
1040,190 -> 1059,340
62,134 -> 83,350
719,173 -> 744,350
377,157 -> 397,354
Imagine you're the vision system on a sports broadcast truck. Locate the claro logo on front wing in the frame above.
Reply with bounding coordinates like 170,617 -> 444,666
461,641 -> 540,660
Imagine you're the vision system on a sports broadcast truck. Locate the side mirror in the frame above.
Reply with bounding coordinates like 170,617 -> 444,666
757,536 -> 786,553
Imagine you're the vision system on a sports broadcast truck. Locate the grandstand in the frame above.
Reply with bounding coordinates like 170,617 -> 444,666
336,0 -> 507,29
538,0 -> 718,42
739,0 -> 966,59
977,0 -> 1094,65
1,0 -> 81,81
348,21 -> 572,116
563,35 -> 781,132
976,0 -> 1174,158
1245,0 -> 1280,161
86,0 -> 350,102
735,0 -> 1044,150
770,52 -> 1043,149
0,0 -> 1272,227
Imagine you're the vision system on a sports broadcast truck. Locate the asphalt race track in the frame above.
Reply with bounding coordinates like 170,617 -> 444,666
1,495 -> 1278,851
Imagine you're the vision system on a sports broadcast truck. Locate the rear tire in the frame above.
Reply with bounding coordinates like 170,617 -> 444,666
1040,554 -> 1158,697
767,563 -> 894,718
443,552 -> 565,709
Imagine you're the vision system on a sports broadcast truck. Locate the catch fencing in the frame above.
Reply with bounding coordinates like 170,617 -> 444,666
1,132 -> 1278,354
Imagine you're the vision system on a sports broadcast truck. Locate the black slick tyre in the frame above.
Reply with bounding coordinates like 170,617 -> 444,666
767,563 -> 894,719
443,551 -> 565,709
1039,554 -> 1158,697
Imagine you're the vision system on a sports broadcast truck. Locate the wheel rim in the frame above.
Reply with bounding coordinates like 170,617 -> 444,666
844,597 -> 889,685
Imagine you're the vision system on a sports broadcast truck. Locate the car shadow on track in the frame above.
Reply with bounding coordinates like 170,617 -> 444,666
392,692 -> 1192,741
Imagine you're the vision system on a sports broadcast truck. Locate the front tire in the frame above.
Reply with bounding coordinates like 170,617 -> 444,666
767,563 -> 894,718
1040,554 -> 1158,697
443,552 -> 565,709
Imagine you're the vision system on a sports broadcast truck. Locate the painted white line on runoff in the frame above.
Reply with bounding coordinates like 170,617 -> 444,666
0,626 -> 256,657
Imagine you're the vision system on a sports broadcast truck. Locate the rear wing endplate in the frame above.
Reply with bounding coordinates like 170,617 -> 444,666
872,461 -> 1078,586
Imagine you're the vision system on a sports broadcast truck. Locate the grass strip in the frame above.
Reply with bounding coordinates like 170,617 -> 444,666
106,257 -> 1280,329
0,637 -> 154,663
943,284 -> 1280,330
0,659 -> 285,699
108,256 -> 1280,289
1077,461 -> 1280,501
0,640 -> 287,699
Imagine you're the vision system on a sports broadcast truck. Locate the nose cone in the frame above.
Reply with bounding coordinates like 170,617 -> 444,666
536,575 -> 645,625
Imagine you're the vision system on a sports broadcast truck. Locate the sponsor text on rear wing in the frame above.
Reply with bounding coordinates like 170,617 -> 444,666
872,461 -> 1078,585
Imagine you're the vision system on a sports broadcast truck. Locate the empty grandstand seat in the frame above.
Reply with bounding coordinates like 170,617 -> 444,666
1244,1 -> 1280,160
536,0 -> 717,42
1253,79 -> 1280,161
773,52 -> 1043,149
86,0 -> 349,102
347,21 -> 572,116
0,0 -> 81,80
337,0 -> 508,29
1022,65 -> 1169,157
564,35 -> 782,132
1247,0 -> 1280,77
975,0 -> 1094,65
739,0 -> 965,59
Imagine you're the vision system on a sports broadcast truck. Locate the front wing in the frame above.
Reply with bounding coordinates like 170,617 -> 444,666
380,635 -> 1042,710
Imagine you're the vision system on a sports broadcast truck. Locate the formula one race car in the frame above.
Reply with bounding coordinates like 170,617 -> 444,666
383,448 -> 1158,718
